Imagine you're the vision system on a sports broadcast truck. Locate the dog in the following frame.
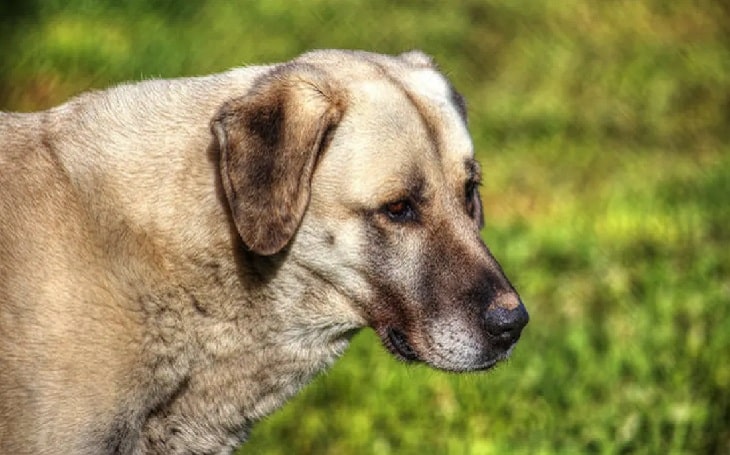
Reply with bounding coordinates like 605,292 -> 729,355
0,49 -> 528,454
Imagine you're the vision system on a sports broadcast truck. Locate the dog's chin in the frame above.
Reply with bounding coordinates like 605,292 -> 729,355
378,327 -> 513,372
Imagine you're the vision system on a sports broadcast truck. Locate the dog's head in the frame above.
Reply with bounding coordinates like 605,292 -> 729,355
212,50 -> 528,372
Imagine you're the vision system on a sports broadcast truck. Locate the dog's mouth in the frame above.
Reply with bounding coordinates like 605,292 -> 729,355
380,326 -> 514,372
385,328 -> 420,362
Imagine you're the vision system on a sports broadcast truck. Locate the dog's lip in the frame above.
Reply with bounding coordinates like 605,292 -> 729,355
378,326 -> 514,371
471,357 -> 502,372
385,328 -> 420,362
470,346 -> 514,372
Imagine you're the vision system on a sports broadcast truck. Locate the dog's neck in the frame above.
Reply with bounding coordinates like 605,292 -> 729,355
127,243 -> 362,453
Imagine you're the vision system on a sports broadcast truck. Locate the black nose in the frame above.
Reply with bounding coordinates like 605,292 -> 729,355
484,295 -> 529,348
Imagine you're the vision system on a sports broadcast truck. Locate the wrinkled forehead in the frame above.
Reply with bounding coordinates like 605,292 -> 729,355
398,67 -> 473,167
328,65 -> 475,200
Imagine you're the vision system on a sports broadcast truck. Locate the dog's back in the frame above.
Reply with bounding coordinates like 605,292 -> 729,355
0,73 -> 262,453
0,107 -> 137,452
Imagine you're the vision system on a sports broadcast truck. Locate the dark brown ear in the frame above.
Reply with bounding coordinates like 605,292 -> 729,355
212,63 -> 346,255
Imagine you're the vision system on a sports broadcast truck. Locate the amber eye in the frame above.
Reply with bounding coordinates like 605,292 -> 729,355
384,200 -> 416,222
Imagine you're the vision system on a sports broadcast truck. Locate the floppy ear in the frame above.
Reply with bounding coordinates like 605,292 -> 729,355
212,64 -> 346,255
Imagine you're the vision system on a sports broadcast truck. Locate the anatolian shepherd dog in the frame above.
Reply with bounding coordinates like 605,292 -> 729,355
0,50 -> 529,454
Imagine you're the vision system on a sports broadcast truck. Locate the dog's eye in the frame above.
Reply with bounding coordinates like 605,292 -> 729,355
465,180 -> 484,227
384,200 -> 417,222
465,182 -> 476,216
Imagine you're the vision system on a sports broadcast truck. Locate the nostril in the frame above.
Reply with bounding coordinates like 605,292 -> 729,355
484,303 -> 529,344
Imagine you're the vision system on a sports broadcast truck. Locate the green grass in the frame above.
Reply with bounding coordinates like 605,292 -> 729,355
2,1 -> 728,453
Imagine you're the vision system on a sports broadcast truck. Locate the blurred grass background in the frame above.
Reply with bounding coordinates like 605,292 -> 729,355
2,0 -> 729,453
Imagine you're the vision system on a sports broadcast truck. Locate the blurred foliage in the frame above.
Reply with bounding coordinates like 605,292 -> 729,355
2,0 -> 729,454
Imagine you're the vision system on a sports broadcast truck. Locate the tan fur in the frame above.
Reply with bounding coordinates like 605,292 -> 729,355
0,50 -> 528,454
